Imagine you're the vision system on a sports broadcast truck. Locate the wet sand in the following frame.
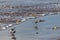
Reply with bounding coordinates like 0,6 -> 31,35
0,30 -> 10,40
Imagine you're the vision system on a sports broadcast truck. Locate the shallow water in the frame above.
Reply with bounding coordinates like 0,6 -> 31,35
0,0 -> 60,40
14,14 -> 60,40
0,14 -> 60,40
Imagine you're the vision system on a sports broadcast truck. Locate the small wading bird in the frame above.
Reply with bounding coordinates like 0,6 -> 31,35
1,27 -> 7,30
11,36 -> 16,40
36,32 -> 39,34
9,27 -> 16,40
52,26 -> 60,30
34,26 -> 38,30
0,24 -> 13,31
48,25 -> 60,30
39,20 -> 45,22
6,24 -> 13,28
10,33 -> 15,36
16,20 -> 21,24
35,21 -> 38,24
35,20 -> 45,24
9,27 -> 16,36
10,30 -> 16,34
10,27 -> 16,31
33,26 -> 39,34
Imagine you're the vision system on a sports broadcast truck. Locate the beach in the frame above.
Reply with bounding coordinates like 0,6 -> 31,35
0,14 -> 60,40
0,0 -> 60,40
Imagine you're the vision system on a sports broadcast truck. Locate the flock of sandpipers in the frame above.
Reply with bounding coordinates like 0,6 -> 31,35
9,27 -> 16,40
0,4 -> 60,40
0,13 -> 60,40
